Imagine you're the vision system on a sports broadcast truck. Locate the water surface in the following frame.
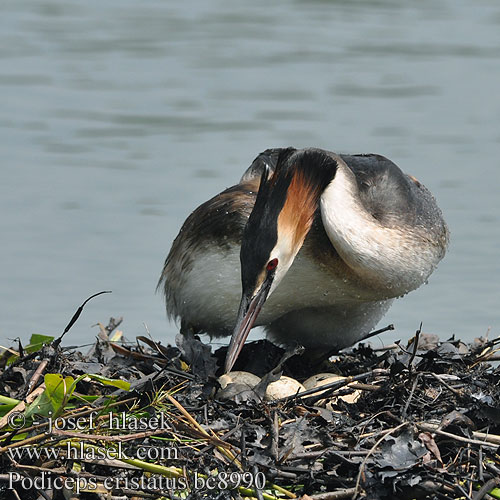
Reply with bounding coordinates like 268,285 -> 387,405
1,0 -> 499,348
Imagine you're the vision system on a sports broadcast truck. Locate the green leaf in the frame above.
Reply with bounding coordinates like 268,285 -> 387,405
46,374 -> 75,409
88,374 -> 130,391
24,390 -> 53,419
486,487 -> 500,500
25,334 -> 55,354
25,374 -> 75,419
0,404 -> 18,418
0,395 -> 20,406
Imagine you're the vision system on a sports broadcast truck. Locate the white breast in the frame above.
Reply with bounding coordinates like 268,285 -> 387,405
176,246 -> 243,336
176,241 -> 371,336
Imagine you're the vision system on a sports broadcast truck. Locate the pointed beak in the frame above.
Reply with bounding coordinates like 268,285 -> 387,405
224,277 -> 273,373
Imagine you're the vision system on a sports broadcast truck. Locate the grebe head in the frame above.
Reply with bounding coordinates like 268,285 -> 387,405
224,149 -> 338,372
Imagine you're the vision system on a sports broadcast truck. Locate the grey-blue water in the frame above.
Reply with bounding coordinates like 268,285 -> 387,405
1,0 -> 499,350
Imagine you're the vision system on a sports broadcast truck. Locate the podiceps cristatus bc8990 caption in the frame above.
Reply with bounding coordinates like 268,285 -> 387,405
158,148 -> 449,373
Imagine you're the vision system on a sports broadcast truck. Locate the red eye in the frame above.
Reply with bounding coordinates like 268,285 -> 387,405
266,258 -> 278,272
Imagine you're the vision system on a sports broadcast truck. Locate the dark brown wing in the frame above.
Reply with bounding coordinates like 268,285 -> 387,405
157,180 -> 258,320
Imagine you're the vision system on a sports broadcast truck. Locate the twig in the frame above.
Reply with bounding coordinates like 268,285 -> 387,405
429,372 -> 463,397
305,489 -> 358,500
240,424 -> 247,469
478,447 -> 484,482
407,323 -> 422,381
51,427 -> 171,442
52,291 -> 112,348
371,343 -> 398,352
270,483 -> 296,499
0,432 -> 51,456
294,450 -> 370,460
0,349 -> 40,379
4,456 -> 53,500
165,392 -> 241,468
401,373 -> 420,419
453,481 -> 474,500
356,324 -> 395,343
0,385 -> 45,443
11,488 -> 22,500
197,423 -> 242,456
104,317 -> 123,336
270,411 -> 279,463
348,382 -> 381,391
273,369 -> 389,405
417,422 -> 500,448
25,359 -> 48,397
253,465 -> 265,500
316,325 -> 395,365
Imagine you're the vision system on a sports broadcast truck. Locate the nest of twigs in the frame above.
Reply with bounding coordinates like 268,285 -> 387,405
1,309 -> 499,500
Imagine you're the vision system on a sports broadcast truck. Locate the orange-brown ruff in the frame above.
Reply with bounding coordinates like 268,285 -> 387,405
277,168 -> 323,251
158,148 -> 449,371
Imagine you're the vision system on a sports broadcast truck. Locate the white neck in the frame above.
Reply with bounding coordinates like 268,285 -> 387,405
320,161 -> 440,296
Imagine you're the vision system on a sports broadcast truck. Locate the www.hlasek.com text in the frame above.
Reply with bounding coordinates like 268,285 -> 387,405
7,441 -> 177,462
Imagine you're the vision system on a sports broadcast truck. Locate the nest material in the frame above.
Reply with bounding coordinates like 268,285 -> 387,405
1,318 -> 499,500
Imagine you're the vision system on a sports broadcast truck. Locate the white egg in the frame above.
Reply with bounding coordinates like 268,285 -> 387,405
218,371 -> 261,390
303,373 -> 361,405
265,376 -> 305,400
303,373 -> 344,390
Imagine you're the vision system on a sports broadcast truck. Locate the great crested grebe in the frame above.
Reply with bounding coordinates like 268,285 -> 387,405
158,148 -> 448,373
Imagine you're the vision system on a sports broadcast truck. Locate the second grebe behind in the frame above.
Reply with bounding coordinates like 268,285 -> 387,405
158,148 -> 449,372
